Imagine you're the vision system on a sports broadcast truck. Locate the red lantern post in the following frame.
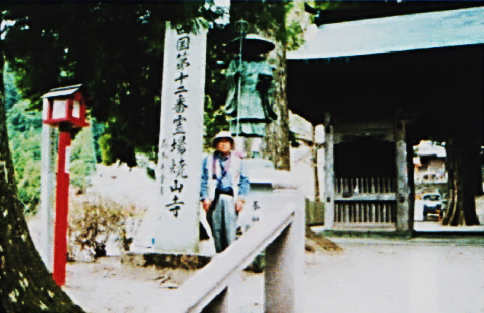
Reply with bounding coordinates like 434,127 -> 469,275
52,126 -> 71,286
42,84 -> 88,286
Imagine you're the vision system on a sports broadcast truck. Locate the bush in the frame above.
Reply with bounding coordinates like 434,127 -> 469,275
68,192 -> 143,262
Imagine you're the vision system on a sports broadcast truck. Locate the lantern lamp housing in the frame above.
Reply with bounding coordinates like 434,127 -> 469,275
42,84 -> 89,128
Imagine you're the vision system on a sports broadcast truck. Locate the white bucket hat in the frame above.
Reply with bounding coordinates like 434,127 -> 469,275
212,131 -> 235,149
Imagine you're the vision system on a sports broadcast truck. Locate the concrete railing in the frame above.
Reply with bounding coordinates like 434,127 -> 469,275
148,191 -> 305,313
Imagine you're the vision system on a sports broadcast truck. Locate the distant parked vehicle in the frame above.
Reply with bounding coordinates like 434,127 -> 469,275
422,193 -> 443,220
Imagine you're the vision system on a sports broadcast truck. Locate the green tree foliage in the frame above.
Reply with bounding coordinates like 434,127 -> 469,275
3,2 -> 214,166
6,99 -> 42,214
4,63 -> 20,110
4,2 -> 164,166
90,118 -> 105,163
98,132 -> 115,166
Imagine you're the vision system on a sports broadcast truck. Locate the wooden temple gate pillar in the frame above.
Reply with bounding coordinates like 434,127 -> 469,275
395,120 -> 413,234
323,114 -> 335,230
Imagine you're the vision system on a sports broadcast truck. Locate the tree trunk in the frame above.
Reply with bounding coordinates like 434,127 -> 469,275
0,56 -> 84,312
442,136 -> 481,226
262,43 -> 291,170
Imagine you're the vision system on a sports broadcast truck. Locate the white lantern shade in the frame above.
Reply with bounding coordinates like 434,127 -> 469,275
52,99 -> 68,120
42,84 -> 89,128
72,100 -> 81,118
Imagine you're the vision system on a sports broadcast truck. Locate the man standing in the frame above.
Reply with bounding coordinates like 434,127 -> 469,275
200,131 -> 250,253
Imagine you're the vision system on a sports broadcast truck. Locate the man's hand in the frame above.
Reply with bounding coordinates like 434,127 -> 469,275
202,199 -> 211,213
235,199 -> 245,213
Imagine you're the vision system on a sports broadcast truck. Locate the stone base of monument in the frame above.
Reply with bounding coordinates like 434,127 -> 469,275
120,252 -> 212,270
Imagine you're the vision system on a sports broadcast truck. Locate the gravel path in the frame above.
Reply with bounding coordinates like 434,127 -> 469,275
304,239 -> 484,313
62,238 -> 484,313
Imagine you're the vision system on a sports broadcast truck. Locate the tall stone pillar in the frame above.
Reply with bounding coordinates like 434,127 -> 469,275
40,123 -> 57,271
154,23 -> 208,254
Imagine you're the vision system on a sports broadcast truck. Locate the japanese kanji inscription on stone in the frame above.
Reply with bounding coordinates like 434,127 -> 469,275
155,22 -> 207,253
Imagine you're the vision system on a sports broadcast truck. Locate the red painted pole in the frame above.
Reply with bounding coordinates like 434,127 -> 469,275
52,130 -> 71,286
